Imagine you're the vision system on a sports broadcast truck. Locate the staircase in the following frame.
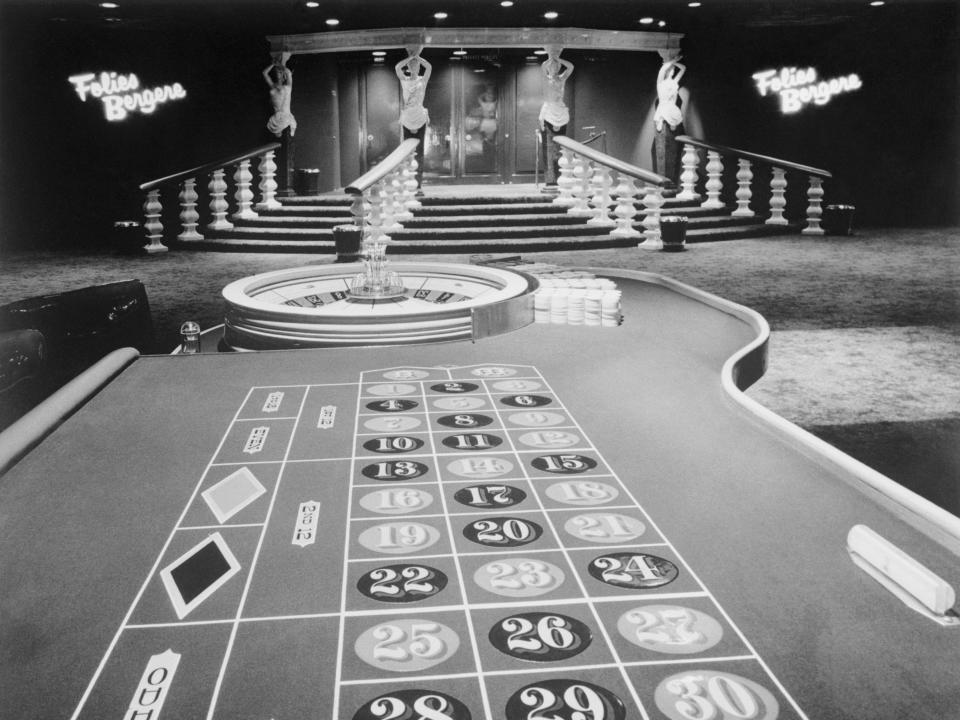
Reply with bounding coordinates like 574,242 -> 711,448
179,185 -> 796,253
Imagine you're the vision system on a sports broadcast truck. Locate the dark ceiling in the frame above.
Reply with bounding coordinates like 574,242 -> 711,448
3,0 -> 951,38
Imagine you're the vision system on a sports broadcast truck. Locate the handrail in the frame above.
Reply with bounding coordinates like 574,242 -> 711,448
554,135 -> 670,187
345,138 -> 420,195
139,142 -> 282,192
676,135 -> 832,178
582,131 -> 606,148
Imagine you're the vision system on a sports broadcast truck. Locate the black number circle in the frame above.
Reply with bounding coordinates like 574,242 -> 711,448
505,679 -> 625,720
488,612 -> 592,662
353,688 -> 471,720
500,394 -> 552,408
431,382 -> 479,394
463,516 -> 542,547
440,433 -> 504,451
588,552 -> 679,589
356,564 -> 448,603
436,413 -> 494,428
366,399 -> 419,413
361,460 -> 430,482
363,436 -> 425,454
453,484 -> 527,508
531,454 -> 598,474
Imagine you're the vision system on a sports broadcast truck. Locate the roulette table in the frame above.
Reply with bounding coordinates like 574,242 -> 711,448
2,268 -> 959,720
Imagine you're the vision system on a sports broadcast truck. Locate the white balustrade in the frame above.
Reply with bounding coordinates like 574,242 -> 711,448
767,167 -> 789,225
638,184 -> 665,250
256,150 -> 281,211
207,168 -> 234,231
380,173 -> 402,233
365,182 -> 388,243
403,156 -> 422,210
553,148 -> 577,206
177,178 -> 203,242
610,174 -> 641,238
732,159 -> 754,217
587,165 -> 615,226
700,150 -> 725,209
231,159 -> 258,220
568,155 -> 594,217
677,143 -> 700,201
142,189 -> 168,254
803,176 -> 825,235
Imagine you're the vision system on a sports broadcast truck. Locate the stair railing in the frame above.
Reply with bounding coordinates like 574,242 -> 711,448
675,135 -> 832,235
344,138 -> 421,244
553,135 -> 672,248
138,142 -> 282,253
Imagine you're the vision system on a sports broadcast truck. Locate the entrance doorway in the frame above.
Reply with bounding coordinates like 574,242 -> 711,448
359,54 -> 546,185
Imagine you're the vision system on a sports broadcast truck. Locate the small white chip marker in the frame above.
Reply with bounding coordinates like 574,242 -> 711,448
847,524 -> 959,626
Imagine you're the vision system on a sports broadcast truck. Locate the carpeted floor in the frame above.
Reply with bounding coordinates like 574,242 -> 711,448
1,226 -> 958,512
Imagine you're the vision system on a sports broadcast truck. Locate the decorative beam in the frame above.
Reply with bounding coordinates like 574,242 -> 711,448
267,27 -> 683,55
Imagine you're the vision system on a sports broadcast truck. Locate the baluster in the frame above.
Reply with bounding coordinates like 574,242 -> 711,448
732,159 -> 754,217
403,155 -> 422,210
587,165 -> 615,226
231,159 -> 258,220
349,193 -> 366,234
700,150 -> 725,209
568,155 -> 593,217
392,170 -> 413,223
256,150 -> 281,211
803,175 -> 825,235
177,178 -> 204,242
207,168 -> 234,230
142,188 -> 168,254
610,174 -> 641,238
381,172 -> 401,233
638,184 -> 665,250
767,167 -> 789,225
553,148 -> 576,206
365,183 -> 387,243
676,143 -> 700,201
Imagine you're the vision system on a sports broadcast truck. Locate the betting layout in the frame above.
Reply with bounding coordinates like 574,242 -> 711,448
70,364 -> 808,720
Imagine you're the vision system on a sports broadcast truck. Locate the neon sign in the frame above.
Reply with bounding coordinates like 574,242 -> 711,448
752,67 -> 862,113
68,72 -> 187,121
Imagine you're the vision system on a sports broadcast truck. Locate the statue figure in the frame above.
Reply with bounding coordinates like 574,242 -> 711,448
396,46 -> 432,191
539,45 -> 574,187
652,52 -> 687,186
263,54 -> 297,138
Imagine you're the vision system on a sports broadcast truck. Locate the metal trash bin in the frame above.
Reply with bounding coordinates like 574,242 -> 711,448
112,220 -> 143,255
295,168 -> 322,196
824,205 -> 856,236
660,215 -> 688,252
333,224 -> 362,263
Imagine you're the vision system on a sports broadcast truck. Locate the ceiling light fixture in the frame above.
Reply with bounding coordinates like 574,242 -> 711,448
533,49 -> 548,55
501,0 -> 514,6
544,11 -> 558,19
639,17 -> 654,24
305,1 -> 319,7
372,50 -> 386,56
99,2 -> 119,7
453,48 -> 467,55
688,2 -> 702,6
434,11 -> 448,19
659,20 -> 667,26
325,18 -> 339,25
869,0 -> 885,5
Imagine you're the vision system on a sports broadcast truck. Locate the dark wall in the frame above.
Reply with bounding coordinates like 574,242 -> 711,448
1,4 -> 956,253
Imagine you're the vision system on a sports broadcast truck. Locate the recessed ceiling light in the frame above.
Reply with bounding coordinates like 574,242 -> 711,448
639,17 -> 654,24
533,49 -> 548,55
453,48 -> 467,55
688,1 -> 702,6
434,11 -> 448,19
305,1 -> 319,7
99,2 -> 118,7
372,50 -> 386,56
869,0 -> 885,5
659,20 -> 667,26
325,18 -> 339,25
544,11 -> 558,19
501,0 -> 514,6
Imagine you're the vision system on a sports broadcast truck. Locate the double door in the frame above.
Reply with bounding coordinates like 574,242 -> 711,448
361,57 -> 543,184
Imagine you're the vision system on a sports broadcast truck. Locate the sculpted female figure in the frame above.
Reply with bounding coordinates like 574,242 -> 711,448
263,58 -> 297,138
652,54 -> 687,185
396,46 -> 432,191
539,46 -> 574,187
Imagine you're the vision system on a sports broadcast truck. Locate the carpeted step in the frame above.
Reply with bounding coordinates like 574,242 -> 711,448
686,223 -> 799,242
235,216 -> 353,229
258,206 -> 353,218
413,202 -> 567,216
390,223 -> 609,241
280,195 -> 353,206
418,193 -> 552,206
405,213 -> 589,229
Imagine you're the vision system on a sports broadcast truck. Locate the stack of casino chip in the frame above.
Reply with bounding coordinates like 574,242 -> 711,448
534,287 -> 553,323
567,289 -> 585,325
601,289 -> 622,327
529,270 -> 622,327
549,291 -> 568,324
